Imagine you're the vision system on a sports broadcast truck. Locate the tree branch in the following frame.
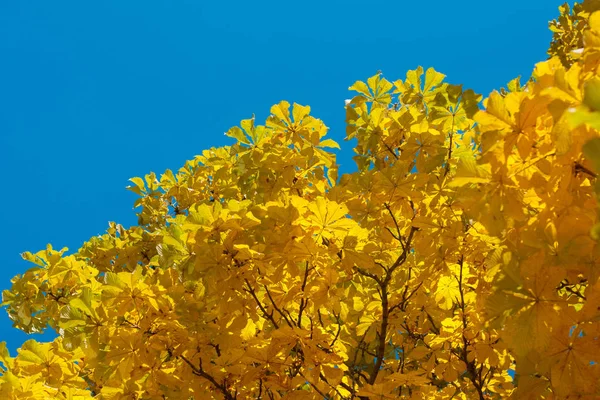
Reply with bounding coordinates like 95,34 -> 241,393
244,279 -> 279,329
354,266 -> 383,286
574,161 -> 597,178
329,313 -> 342,349
297,263 -> 311,328
383,226 -> 418,287
299,371 -> 328,398
180,355 -> 235,400
384,203 -> 404,250
264,284 -> 294,328
456,256 -> 485,400
369,285 -> 388,384
443,114 -> 456,177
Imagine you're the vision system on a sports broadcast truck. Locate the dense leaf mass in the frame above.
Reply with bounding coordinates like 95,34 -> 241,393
2,2 -> 600,399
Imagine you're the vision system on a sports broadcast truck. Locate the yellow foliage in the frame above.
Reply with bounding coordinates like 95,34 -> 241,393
2,2 -> 600,399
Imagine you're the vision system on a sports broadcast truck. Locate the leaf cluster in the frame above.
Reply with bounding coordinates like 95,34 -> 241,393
2,2 -> 600,399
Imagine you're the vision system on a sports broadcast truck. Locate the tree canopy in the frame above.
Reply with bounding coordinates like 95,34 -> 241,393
2,2 -> 600,399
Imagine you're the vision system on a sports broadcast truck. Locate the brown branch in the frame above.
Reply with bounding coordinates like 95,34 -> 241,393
209,343 -> 221,357
256,379 -> 263,400
558,279 -> 587,300
390,281 -> 423,315
283,307 -> 295,325
574,161 -> 597,178
369,285 -> 389,384
401,322 -> 430,346
317,309 -> 325,328
357,343 -> 379,358
319,372 -> 346,399
339,380 -> 354,394
354,266 -> 383,286
121,318 -> 141,330
383,226 -> 418,287
358,226 -> 419,386
374,261 -> 389,274
329,313 -> 342,349
299,371 -> 328,398
264,284 -> 294,328
456,256 -> 485,400
443,114 -> 456,178
405,281 -> 423,304
564,285 -> 587,300
180,355 -> 235,400
266,387 -> 275,400
347,328 -> 370,399
382,140 -> 399,160
385,226 -> 400,242
244,279 -> 279,329
384,202 -> 404,250
297,263 -> 311,328
425,311 -> 440,335
399,266 -> 414,309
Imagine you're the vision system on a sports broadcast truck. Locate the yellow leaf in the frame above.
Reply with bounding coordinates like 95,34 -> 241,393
318,139 -> 340,149
352,297 -> 365,311
240,319 -> 256,340
435,276 -> 460,310
225,126 -> 251,145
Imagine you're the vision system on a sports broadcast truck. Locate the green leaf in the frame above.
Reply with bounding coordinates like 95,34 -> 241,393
583,138 -> 600,173
584,77 -> 600,112
568,107 -> 600,130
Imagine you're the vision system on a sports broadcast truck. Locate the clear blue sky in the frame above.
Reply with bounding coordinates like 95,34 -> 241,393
0,1 -> 564,352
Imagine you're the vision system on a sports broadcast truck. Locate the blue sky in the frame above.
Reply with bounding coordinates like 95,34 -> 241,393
0,1 -> 564,352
